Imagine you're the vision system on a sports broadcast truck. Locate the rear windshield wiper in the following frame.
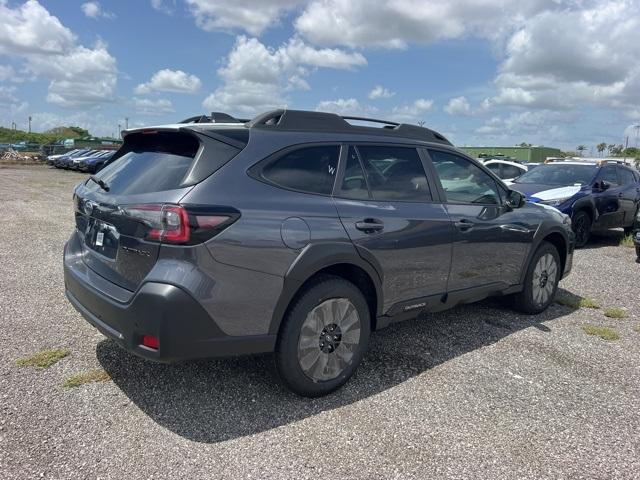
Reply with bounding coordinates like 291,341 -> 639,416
88,175 -> 110,192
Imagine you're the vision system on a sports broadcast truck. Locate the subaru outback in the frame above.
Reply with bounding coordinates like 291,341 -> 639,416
64,109 -> 575,397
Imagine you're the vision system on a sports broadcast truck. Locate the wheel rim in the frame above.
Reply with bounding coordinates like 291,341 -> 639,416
297,298 -> 361,382
574,215 -> 588,245
532,253 -> 558,306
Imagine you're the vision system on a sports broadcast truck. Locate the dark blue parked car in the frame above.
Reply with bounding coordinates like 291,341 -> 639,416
53,149 -> 92,168
511,160 -> 640,247
76,150 -> 114,173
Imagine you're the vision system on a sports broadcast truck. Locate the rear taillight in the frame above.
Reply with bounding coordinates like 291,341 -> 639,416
122,203 -> 238,245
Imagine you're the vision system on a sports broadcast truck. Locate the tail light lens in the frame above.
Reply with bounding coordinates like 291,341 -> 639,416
122,203 -> 238,245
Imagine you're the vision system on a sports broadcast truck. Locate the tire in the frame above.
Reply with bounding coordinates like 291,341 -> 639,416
509,241 -> 562,314
572,210 -> 591,248
275,275 -> 371,397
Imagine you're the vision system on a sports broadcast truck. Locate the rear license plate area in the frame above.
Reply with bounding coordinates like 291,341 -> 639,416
85,218 -> 120,259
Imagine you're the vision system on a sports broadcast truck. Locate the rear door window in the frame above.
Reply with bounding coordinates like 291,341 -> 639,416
356,145 -> 432,202
339,147 -> 370,200
486,163 -> 502,176
618,168 -> 637,186
260,145 -> 339,195
502,164 -> 524,179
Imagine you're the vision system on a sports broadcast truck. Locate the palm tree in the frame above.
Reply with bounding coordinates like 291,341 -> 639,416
607,144 -> 615,156
597,143 -> 607,157
576,145 -> 587,156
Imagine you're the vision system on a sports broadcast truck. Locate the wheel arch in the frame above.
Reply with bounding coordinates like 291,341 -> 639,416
268,243 -> 383,335
519,226 -> 571,285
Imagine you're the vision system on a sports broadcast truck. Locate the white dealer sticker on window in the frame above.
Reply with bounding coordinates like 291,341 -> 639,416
96,231 -> 104,247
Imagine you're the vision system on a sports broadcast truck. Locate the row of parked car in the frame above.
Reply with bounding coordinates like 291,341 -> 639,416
47,148 -> 115,173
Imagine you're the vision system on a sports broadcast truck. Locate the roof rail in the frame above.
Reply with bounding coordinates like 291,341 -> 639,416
247,109 -> 452,145
179,112 -> 248,124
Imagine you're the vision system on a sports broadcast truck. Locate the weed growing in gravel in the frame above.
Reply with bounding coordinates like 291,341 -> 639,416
63,369 -> 110,388
634,325 -> 640,333
582,325 -> 620,341
555,294 -> 600,309
619,234 -> 635,248
17,348 -> 70,368
604,307 -> 628,319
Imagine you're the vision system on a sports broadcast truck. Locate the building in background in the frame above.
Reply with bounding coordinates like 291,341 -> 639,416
460,146 -> 563,163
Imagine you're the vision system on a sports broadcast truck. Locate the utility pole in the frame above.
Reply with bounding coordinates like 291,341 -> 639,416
125,117 -> 129,130
635,124 -> 640,148
28,116 -> 32,133
118,123 -> 121,139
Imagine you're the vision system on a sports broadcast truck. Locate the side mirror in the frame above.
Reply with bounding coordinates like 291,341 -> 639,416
599,180 -> 611,191
506,189 -> 526,209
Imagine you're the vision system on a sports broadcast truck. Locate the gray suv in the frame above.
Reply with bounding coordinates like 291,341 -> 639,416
64,109 -> 574,397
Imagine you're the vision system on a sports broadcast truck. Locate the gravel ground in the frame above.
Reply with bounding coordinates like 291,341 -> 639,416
1,165 -> 639,480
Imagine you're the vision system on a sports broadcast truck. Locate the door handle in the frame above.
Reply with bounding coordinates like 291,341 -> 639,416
454,218 -> 474,231
355,219 -> 384,233
618,192 -> 624,197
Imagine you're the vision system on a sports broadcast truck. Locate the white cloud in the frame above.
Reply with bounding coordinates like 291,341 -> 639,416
368,85 -> 395,100
0,65 -> 26,83
315,98 -> 378,116
0,0 -> 75,55
133,97 -> 174,115
295,0 -> 552,49
150,0 -> 176,14
26,42 -> 117,107
391,99 -> 434,123
81,2 -> 114,19
0,85 -> 18,105
0,2 -> 118,108
135,69 -> 202,94
202,35 -> 366,115
444,96 -> 472,116
185,0 -> 299,36
484,2 -> 640,115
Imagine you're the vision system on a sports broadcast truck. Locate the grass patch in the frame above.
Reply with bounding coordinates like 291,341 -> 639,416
16,348 -> 70,368
620,234 -> 636,248
582,325 -> 620,341
63,369 -> 110,388
604,307 -> 628,319
555,293 -> 600,309
634,325 -> 640,333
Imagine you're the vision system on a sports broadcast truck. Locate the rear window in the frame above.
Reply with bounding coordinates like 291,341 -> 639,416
92,131 -> 239,195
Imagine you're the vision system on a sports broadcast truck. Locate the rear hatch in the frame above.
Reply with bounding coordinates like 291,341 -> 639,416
73,128 -> 244,291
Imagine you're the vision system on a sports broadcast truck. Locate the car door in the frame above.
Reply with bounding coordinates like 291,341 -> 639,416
617,167 -> 640,226
593,166 -> 624,228
333,145 -> 453,313
426,149 -> 535,291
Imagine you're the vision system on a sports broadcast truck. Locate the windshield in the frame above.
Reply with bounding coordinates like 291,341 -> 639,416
514,164 -> 597,186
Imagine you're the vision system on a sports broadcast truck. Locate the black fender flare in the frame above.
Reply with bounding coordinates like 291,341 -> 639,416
268,242 -> 383,335
518,223 -> 572,285
570,196 -> 597,223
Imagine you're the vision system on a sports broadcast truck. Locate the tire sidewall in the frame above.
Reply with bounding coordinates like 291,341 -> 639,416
275,276 -> 371,397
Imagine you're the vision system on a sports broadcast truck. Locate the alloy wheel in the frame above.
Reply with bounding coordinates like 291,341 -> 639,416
532,253 -> 558,306
297,298 -> 361,382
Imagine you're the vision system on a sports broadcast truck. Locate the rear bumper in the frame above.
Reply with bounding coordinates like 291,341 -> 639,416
64,244 -> 276,363
562,231 -> 575,279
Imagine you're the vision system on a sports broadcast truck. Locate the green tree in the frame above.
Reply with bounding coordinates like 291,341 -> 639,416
596,143 -> 607,157
576,145 -> 587,156
518,142 -> 532,147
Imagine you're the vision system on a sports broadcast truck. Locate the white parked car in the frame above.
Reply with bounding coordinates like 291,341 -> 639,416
480,159 -> 529,183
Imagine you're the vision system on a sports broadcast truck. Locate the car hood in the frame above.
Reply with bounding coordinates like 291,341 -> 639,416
510,183 -> 583,202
